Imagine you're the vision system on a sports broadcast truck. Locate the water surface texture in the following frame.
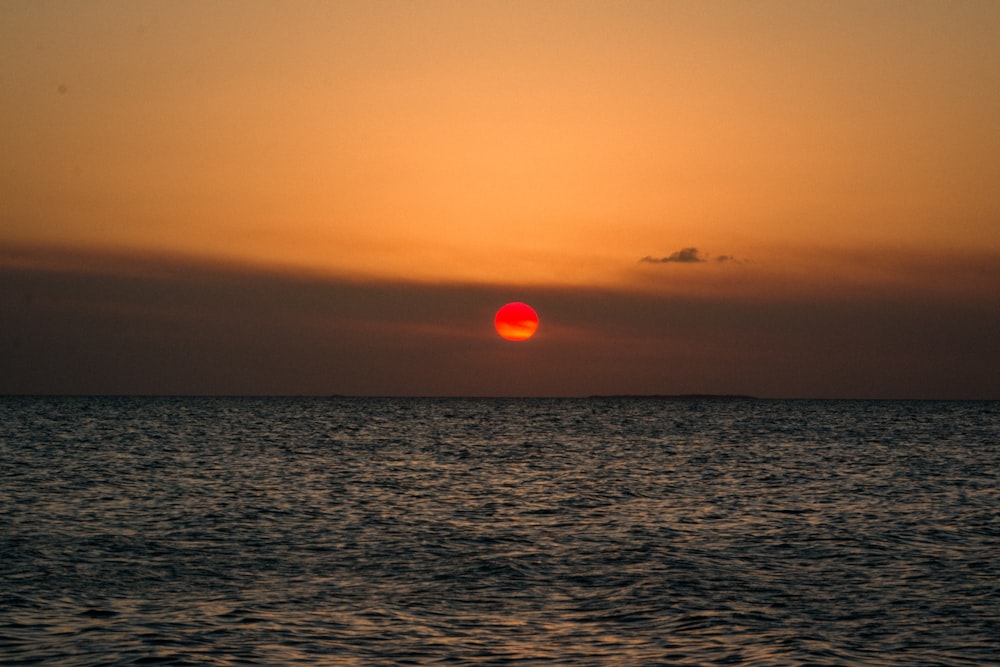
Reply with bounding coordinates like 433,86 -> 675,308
2,397 -> 998,665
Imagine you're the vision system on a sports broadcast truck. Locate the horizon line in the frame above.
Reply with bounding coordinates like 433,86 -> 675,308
2,393 -> 996,402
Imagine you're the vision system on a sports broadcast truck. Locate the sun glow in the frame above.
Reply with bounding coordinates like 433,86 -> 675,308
494,302 -> 539,341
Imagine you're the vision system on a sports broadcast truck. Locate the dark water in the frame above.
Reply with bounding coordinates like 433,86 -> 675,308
1,397 -> 997,666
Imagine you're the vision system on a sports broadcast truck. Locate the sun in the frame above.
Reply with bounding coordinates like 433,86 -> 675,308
494,302 -> 539,341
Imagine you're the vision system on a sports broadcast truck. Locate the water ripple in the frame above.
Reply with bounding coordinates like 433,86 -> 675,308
1,397 -> 997,665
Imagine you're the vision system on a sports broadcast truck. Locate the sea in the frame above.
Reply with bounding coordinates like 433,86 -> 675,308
1,397 -> 997,666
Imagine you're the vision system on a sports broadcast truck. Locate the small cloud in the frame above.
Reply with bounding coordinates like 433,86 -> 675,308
640,247 -> 705,264
640,248 -> 744,265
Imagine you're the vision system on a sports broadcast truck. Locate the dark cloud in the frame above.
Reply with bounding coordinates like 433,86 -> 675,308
640,248 -> 742,264
2,245 -> 999,398
640,248 -> 705,263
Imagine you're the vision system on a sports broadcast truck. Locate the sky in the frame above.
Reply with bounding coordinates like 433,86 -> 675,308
2,0 -> 999,398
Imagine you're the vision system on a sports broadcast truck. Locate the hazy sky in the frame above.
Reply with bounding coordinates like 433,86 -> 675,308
3,1 -> 999,397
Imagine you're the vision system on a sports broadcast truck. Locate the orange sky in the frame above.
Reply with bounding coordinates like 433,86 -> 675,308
2,1 -> 999,397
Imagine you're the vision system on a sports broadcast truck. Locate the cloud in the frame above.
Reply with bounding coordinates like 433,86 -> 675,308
640,248 -> 741,264
640,248 -> 705,264
3,244 -> 999,398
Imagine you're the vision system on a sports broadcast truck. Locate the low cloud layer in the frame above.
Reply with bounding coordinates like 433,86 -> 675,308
2,245 -> 998,398
640,248 -> 736,264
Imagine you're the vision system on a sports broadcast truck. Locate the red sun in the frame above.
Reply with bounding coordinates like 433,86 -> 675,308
494,302 -> 539,341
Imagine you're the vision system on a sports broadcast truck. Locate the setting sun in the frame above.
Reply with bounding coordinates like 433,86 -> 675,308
494,302 -> 539,341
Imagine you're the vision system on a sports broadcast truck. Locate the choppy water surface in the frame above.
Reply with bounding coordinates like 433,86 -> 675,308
1,397 -> 998,666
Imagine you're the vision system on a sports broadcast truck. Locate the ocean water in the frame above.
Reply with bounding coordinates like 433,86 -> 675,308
1,397 -> 997,666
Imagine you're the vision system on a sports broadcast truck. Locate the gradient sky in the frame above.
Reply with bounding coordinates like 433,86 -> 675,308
3,1 -> 999,397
